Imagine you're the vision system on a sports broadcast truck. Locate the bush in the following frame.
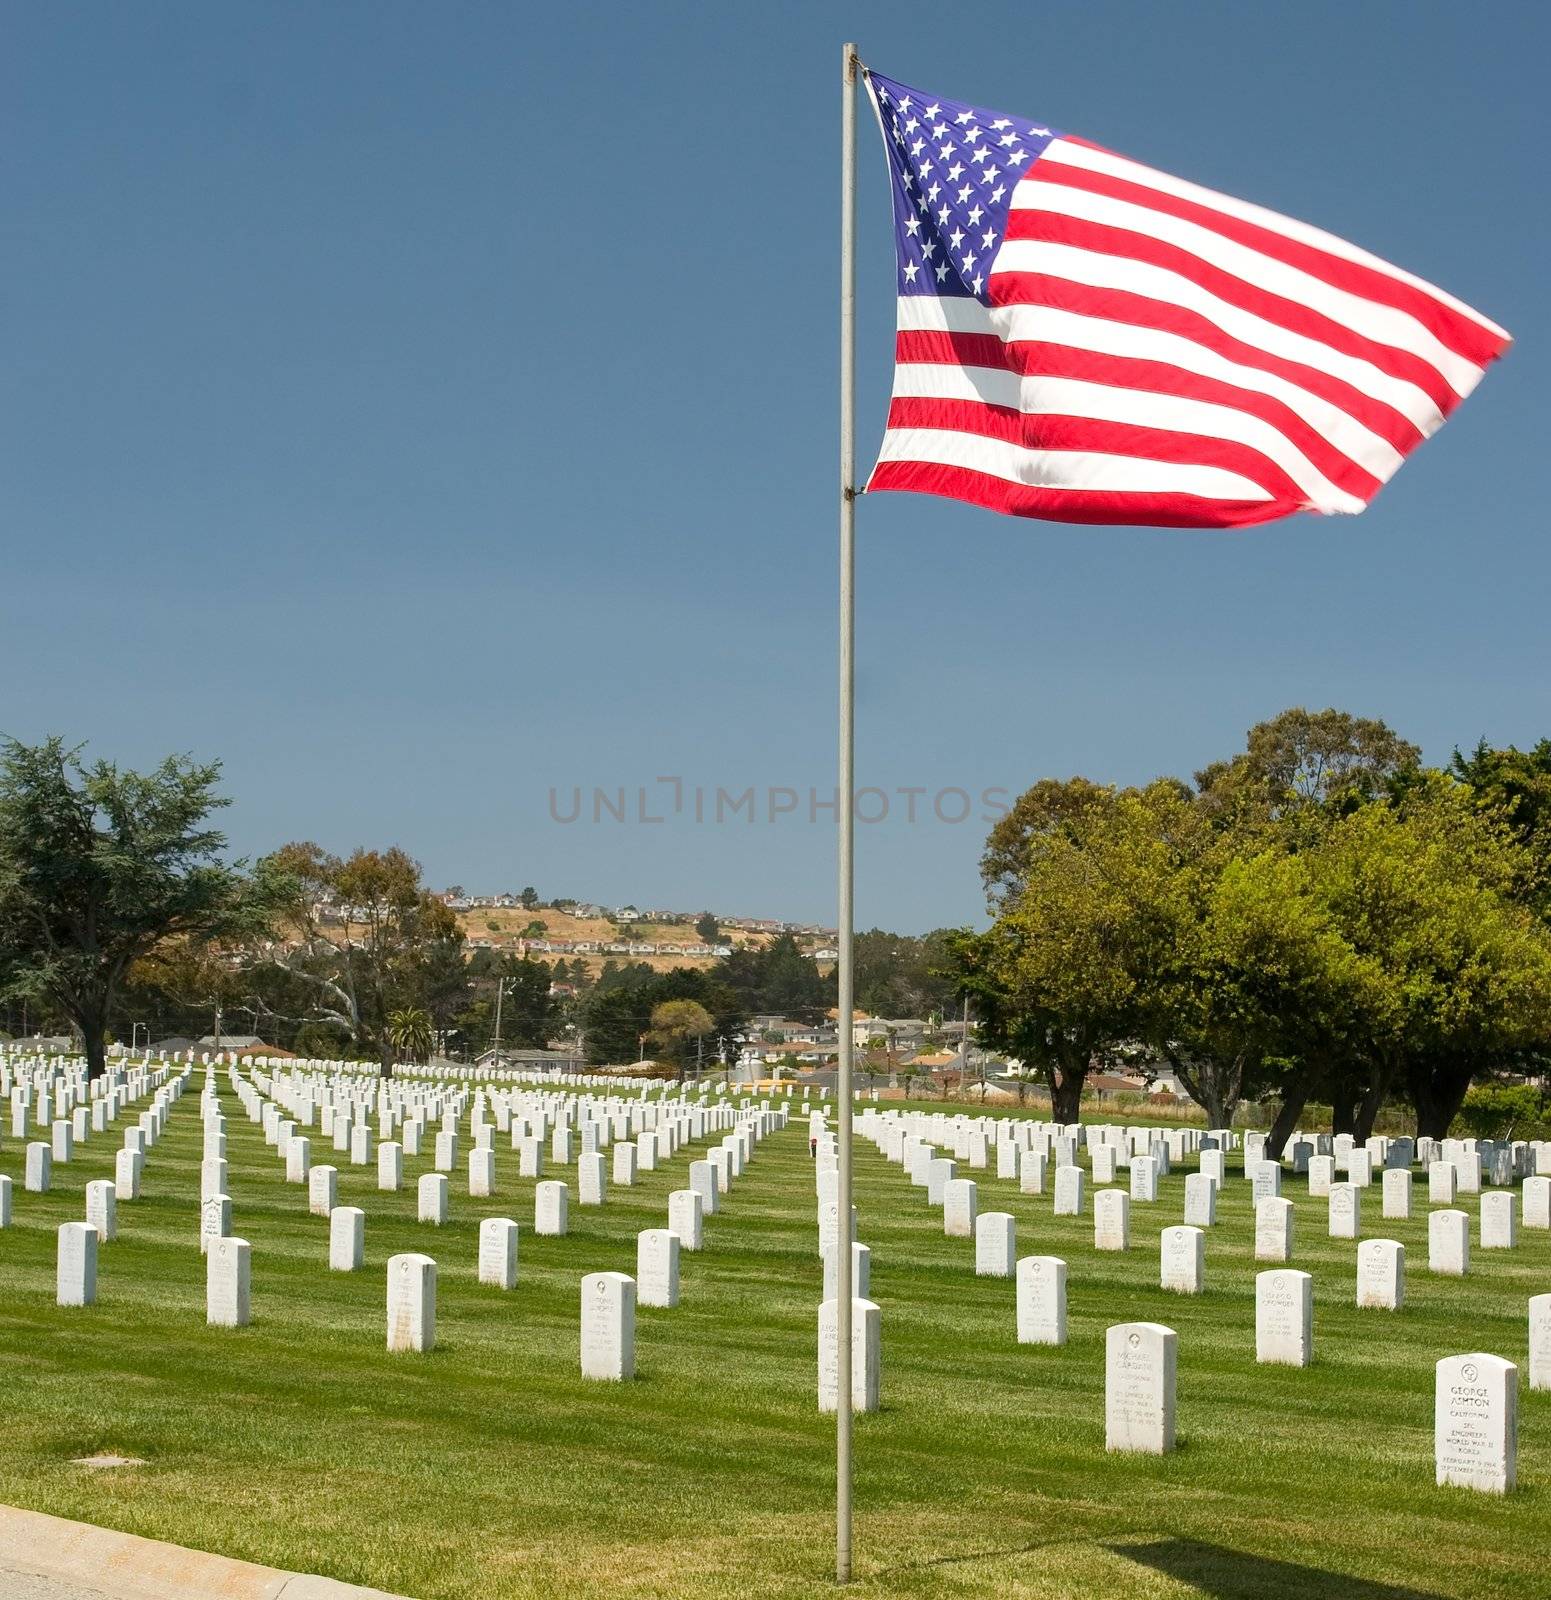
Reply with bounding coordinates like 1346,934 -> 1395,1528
1451,1083 -> 1548,1141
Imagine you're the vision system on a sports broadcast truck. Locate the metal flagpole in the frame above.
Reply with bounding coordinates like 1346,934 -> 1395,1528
836,36 -> 859,1588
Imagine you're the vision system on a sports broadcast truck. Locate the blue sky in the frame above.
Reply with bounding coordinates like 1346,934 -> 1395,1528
4,1 -> 1547,932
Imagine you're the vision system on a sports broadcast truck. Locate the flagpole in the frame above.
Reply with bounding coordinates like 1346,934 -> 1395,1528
836,36 -> 859,1588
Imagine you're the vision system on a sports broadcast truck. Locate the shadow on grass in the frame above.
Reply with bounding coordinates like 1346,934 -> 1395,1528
1110,1538 -> 1448,1599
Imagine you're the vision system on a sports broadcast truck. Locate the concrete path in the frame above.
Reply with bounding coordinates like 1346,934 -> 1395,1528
0,1504 -> 413,1600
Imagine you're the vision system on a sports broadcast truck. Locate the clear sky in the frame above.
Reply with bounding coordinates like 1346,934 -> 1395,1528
4,1 -> 1547,932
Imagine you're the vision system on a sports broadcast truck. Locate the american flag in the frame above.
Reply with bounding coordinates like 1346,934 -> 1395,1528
864,69 -> 1510,528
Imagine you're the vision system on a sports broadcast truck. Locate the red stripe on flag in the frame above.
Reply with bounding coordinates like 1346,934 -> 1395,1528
1030,156 -> 1509,371
883,395 -> 1313,509
867,458 -> 1293,527
1001,206 -> 1462,413
886,349 -> 1383,501
989,269 -> 1426,454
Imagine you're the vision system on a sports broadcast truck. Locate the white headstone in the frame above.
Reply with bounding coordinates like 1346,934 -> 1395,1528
1255,1269 -> 1313,1366
1357,1238 -> 1404,1310
418,1172 -> 449,1226
688,1159 -> 718,1214
1016,1254 -> 1067,1345
926,1157 -> 956,1205
1254,1196 -> 1294,1262
1095,1189 -> 1130,1252
637,1227 -> 680,1308
1529,1294 -> 1551,1393
1019,1149 -> 1047,1195
115,1147 -> 142,1200
56,1221 -> 97,1307
668,1188 -> 703,1250
309,1164 -> 338,1217
1429,1161 -> 1458,1204
580,1271 -> 636,1381
1429,1208 -> 1469,1276
478,1216 -> 519,1290
329,1206 -> 365,1271
536,1180 -> 569,1237
974,1211 -> 1015,1276
25,1142 -> 51,1193
822,1241 -> 871,1303
1105,1322 -> 1176,1454
1328,1183 -> 1361,1240
1183,1172 -> 1217,1228
1524,1175 -> 1551,1231
1129,1156 -> 1158,1204
1307,1154 -> 1334,1198
367,1140 -> 398,1191
1160,1225 -> 1203,1295
944,1177 -> 978,1238
200,1193 -> 232,1255
612,1141 -> 638,1186
469,1147 -> 496,1198
1480,1191 -> 1517,1250
387,1253 -> 436,1353
1053,1165 -> 1085,1217
1435,1353 -> 1517,1493
85,1180 -> 116,1243
818,1297 -> 881,1412
207,1236 -> 251,1327
578,1151 -> 607,1206
1381,1168 -> 1412,1220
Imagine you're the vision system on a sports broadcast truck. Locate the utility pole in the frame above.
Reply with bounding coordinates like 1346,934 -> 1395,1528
492,976 -> 510,1064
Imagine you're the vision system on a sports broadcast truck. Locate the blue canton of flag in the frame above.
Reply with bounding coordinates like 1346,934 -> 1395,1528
866,70 -> 1060,302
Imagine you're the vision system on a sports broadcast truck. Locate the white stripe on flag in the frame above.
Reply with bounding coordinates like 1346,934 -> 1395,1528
888,363 -> 1364,513
992,238 -> 1446,436
895,295 -> 1405,481
1039,139 -> 1512,342
873,427 -> 1275,502
1009,178 -> 1485,397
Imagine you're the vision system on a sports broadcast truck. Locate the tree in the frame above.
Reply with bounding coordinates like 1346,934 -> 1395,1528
979,776 -> 1116,906
648,999 -> 715,1080
520,886 -> 540,910
0,737 -> 289,1080
250,842 -> 461,1077
714,933 -> 828,1021
853,927 -> 961,1018
1195,707 -> 1420,825
1307,777 -> 1551,1139
1451,738 -> 1551,915
386,1007 -> 433,1065
695,911 -> 721,945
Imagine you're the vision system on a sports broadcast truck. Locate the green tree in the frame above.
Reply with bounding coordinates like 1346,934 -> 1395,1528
648,998 -> 715,1080
0,737 -> 289,1080
252,842 -> 461,1077
1309,779 -> 1551,1139
520,886 -> 540,910
714,933 -> 828,1020
695,911 -> 721,945
1451,737 -> 1551,914
853,927 -> 961,1018
949,781 -> 1166,1122
386,1006 -> 433,1065
1195,706 -> 1420,825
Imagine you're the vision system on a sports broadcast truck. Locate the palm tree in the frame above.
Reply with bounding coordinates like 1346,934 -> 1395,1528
386,1007 -> 433,1072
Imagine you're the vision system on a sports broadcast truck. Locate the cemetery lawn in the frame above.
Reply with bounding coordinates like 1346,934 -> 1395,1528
1,1090 -> 1548,1600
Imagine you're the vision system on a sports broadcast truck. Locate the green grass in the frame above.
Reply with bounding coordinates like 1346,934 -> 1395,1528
0,1080 -> 1548,1600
